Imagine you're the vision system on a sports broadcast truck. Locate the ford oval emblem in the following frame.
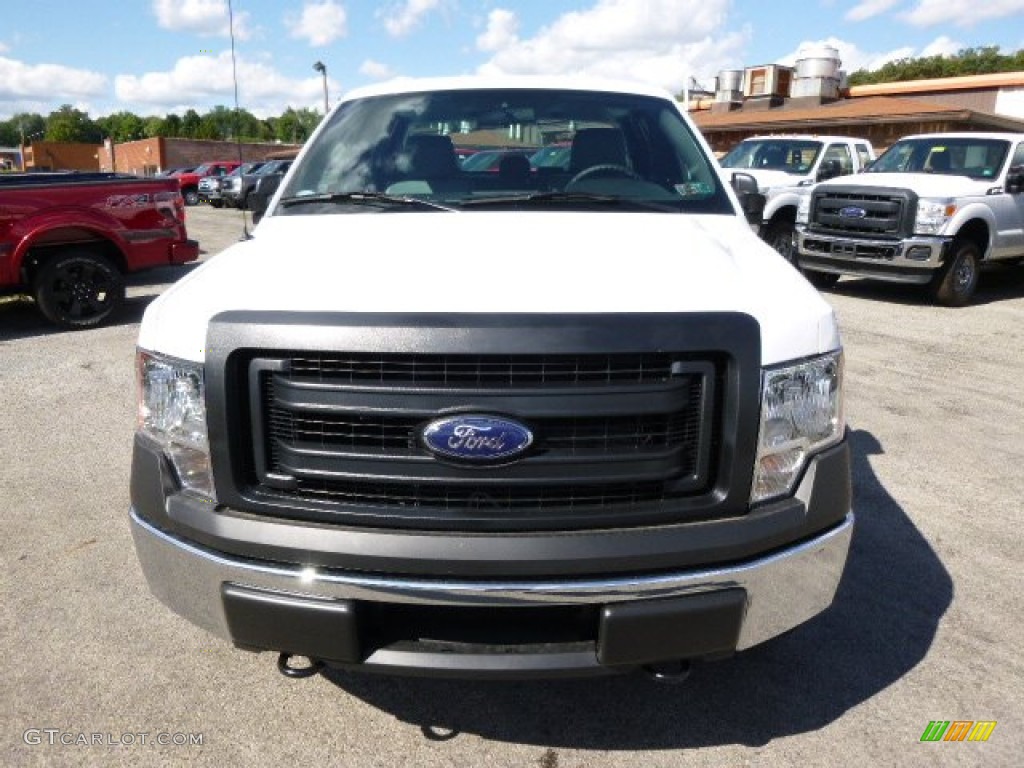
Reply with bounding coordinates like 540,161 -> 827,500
839,206 -> 867,219
421,415 -> 533,462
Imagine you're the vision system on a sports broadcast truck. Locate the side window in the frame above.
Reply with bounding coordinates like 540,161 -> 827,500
823,144 -> 854,174
855,144 -> 872,168
1011,142 -> 1024,169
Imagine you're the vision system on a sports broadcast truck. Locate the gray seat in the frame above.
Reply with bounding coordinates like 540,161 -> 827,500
404,134 -> 460,179
928,151 -> 951,173
569,128 -> 629,174
497,153 -> 531,184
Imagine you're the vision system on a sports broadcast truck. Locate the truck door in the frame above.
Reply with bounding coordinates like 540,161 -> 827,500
1000,141 -> 1024,257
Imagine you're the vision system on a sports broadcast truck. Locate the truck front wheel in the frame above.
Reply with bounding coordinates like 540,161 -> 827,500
34,251 -> 125,328
764,221 -> 796,265
931,239 -> 980,307
183,187 -> 199,206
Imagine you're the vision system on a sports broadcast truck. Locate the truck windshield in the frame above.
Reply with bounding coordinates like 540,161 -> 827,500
720,140 -> 823,174
277,88 -> 732,215
867,137 -> 1010,179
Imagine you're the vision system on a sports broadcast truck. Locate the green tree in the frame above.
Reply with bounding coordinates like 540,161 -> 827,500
275,107 -> 321,143
181,109 -> 201,138
45,105 -> 102,143
100,111 -> 146,142
6,112 -> 47,144
848,46 -> 1024,86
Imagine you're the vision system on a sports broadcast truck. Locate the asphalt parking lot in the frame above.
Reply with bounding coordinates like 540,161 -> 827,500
2,205 -> 1022,767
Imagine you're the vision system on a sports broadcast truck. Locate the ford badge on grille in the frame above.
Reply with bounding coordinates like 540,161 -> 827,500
839,206 -> 868,219
421,415 -> 533,462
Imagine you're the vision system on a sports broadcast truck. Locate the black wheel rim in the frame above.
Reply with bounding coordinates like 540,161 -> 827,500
49,261 -> 115,321
953,253 -> 976,295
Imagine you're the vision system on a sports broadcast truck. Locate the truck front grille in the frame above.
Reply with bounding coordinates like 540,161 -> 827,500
808,185 -> 916,238
248,352 -> 717,530
204,313 -> 760,533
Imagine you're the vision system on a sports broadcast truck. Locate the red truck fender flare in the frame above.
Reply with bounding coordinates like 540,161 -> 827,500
10,207 -> 130,277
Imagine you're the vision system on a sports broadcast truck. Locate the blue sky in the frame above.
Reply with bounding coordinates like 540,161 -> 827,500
1,0 -> 1022,120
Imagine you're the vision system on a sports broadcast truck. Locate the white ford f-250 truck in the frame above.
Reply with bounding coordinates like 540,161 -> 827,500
795,132 -> 1024,305
130,76 -> 851,682
719,135 -> 876,259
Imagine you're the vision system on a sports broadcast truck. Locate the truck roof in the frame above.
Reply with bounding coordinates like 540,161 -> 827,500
894,131 -> 1024,141
339,74 -> 676,104
736,135 -> 872,143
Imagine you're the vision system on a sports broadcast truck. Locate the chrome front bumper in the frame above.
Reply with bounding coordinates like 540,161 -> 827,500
131,509 -> 853,663
797,228 -> 947,283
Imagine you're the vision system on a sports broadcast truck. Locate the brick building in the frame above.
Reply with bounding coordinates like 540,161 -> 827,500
97,137 -> 302,175
21,141 -> 102,171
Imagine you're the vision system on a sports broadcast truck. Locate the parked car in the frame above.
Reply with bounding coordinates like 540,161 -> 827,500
795,131 -> 1024,305
719,135 -> 876,260
130,75 -> 852,682
176,161 -> 242,206
155,166 -> 194,178
0,171 -> 198,327
199,162 -> 265,208
529,142 -> 571,170
459,149 -> 533,173
222,159 -> 292,211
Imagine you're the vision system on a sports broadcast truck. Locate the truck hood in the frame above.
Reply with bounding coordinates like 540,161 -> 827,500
817,171 -> 996,198
139,211 -> 840,366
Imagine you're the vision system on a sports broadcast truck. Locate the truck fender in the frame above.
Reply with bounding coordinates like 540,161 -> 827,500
11,208 -> 129,280
945,203 -> 996,258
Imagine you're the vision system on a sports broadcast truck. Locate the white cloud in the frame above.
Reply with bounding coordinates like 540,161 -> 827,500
286,1 -> 348,47
152,0 -> 251,39
0,56 -> 108,105
919,35 -> 965,57
382,0 -> 442,38
0,42 -> 9,54
359,59 -> 395,80
476,9 -> 519,52
114,53 -> 332,117
844,0 -> 901,22
902,0 -> 1024,26
475,0 -> 742,93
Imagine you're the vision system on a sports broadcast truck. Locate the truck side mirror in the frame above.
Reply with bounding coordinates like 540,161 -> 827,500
817,159 -> 842,181
731,172 -> 766,225
1006,165 -> 1024,194
250,174 -> 282,223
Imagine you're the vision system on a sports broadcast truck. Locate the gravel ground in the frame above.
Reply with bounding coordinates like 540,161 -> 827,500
2,206 -> 1022,767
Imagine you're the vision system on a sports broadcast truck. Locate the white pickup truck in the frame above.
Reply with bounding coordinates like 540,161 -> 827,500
795,132 -> 1024,305
719,135 -> 876,258
129,76 -> 851,682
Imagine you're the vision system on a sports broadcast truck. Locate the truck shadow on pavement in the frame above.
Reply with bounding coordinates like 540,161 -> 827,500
824,262 -> 1024,307
323,428 -> 953,749
0,265 -> 199,342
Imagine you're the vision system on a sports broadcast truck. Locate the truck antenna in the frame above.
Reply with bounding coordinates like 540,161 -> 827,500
227,0 -> 251,241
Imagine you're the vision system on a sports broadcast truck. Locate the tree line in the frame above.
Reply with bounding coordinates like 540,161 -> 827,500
0,105 -> 323,147
847,46 -> 1024,86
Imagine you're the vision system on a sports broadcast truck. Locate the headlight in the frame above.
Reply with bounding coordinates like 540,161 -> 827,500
136,350 -> 215,501
796,193 -> 811,225
915,199 -> 957,235
752,351 -> 844,503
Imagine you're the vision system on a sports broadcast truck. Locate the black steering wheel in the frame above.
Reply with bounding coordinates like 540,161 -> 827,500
568,164 -> 641,186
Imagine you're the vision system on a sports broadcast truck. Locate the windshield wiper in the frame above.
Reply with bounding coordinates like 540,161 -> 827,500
278,192 -> 457,212
460,191 -> 620,207
460,191 -> 677,212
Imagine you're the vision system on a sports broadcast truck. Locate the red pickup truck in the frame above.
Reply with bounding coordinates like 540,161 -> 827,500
0,172 -> 199,328
175,161 -> 241,205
